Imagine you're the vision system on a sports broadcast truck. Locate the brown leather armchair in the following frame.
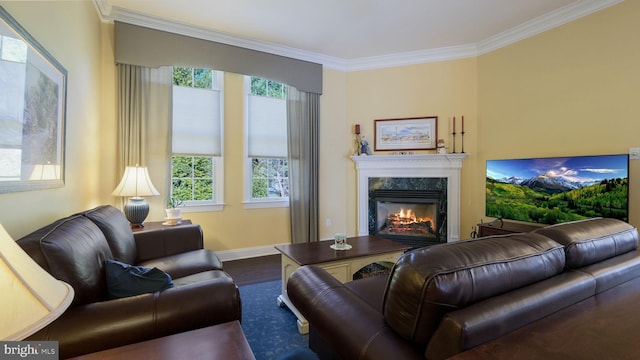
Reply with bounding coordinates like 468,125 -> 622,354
18,205 -> 241,359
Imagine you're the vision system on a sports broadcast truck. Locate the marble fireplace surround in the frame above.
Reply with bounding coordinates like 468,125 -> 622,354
352,154 -> 468,242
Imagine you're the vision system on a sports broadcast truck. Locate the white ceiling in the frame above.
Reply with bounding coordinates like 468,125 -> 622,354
95,0 -> 621,70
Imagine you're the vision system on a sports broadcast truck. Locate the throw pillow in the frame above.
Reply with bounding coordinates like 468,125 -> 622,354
105,259 -> 174,300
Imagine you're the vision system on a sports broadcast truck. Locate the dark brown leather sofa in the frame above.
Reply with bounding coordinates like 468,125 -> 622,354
17,205 -> 242,359
287,218 -> 640,360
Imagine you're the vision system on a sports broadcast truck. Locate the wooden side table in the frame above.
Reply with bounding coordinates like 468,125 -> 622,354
68,321 -> 255,360
275,235 -> 410,334
131,219 -> 192,233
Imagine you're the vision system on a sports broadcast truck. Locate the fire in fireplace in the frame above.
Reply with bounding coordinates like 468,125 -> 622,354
370,189 -> 446,248
379,207 -> 435,237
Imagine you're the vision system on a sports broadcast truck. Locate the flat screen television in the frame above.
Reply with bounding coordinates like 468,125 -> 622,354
486,154 -> 629,225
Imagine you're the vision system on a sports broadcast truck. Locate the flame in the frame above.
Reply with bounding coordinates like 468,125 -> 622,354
389,208 -> 431,225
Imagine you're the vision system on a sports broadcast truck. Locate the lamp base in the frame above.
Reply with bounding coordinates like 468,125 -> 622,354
124,198 -> 150,226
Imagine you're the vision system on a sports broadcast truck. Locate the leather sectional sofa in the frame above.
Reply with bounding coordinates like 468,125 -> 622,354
17,205 -> 241,359
287,217 -> 640,359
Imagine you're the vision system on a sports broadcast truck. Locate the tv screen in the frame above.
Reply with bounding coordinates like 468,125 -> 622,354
486,154 -> 629,225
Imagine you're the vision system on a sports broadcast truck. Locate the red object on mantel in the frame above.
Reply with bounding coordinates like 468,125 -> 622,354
355,124 -> 360,134
453,116 -> 456,132
462,116 -> 465,132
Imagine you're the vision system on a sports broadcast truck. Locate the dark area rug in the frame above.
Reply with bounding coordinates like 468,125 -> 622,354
240,280 -> 317,360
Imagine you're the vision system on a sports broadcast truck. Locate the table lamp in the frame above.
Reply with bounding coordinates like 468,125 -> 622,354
112,166 -> 160,227
0,224 -> 74,340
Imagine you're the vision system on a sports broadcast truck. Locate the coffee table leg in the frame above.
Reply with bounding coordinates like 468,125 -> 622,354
277,293 -> 309,334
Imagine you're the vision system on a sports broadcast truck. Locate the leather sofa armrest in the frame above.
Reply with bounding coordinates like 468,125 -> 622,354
28,274 -> 241,359
134,224 -> 203,262
287,265 -> 422,360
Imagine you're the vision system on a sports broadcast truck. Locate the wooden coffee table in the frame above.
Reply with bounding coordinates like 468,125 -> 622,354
275,235 -> 410,334
68,321 -> 255,360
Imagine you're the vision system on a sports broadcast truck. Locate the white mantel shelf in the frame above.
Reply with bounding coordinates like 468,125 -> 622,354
351,153 -> 469,242
351,153 -> 469,168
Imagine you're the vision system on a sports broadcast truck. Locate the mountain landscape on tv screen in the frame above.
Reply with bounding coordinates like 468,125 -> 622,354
486,155 -> 628,225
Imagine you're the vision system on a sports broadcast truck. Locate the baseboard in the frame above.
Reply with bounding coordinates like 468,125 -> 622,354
216,243 -> 287,261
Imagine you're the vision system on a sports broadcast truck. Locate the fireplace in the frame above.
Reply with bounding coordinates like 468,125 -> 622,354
371,189 -> 445,247
353,154 -> 468,243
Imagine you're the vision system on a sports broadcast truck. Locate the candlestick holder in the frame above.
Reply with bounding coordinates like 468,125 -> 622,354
451,131 -> 457,154
461,131 -> 465,153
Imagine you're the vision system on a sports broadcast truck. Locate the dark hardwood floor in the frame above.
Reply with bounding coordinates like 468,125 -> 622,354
223,254 -> 281,286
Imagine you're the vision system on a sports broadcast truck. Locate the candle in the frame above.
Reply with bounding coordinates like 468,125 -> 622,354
355,124 -> 360,134
462,116 -> 464,133
453,116 -> 456,133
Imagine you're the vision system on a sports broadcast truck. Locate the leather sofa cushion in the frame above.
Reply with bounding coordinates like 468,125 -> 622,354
18,215 -> 113,305
82,205 -> 137,264
426,270 -> 595,359
534,218 -> 638,268
345,275 -> 389,312
383,232 -> 565,346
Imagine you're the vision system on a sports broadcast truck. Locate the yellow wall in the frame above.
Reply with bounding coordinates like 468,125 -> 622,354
1,0 -> 637,251
318,68 -> 349,239
0,1 -> 114,238
476,1 -> 640,229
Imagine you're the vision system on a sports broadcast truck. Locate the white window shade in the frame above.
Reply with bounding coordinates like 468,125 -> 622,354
248,95 -> 287,158
172,86 -> 221,155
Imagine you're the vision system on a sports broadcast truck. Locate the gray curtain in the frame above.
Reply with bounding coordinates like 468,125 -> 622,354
287,86 -> 320,243
116,64 -> 172,219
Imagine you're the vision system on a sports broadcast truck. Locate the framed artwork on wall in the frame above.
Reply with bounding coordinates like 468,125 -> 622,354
0,6 -> 67,193
374,116 -> 437,151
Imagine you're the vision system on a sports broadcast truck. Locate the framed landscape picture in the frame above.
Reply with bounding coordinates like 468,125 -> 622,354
0,6 -> 67,193
374,116 -> 437,151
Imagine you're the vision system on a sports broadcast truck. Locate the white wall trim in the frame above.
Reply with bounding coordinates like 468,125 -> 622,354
216,244 -> 284,262
94,0 -> 622,72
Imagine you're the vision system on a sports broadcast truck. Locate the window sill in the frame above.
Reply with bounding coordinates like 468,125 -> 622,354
243,199 -> 289,209
180,203 -> 225,213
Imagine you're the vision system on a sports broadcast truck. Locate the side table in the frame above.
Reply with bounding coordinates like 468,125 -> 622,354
131,219 -> 192,233
68,321 -> 255,360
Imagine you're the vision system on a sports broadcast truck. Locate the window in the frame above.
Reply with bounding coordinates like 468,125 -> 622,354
244,76 -> 289,208
171,67 -> 224,211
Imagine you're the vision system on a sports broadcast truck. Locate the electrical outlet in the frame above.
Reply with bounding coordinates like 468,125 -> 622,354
630,148 -> 640,160
325,218 -> 332,227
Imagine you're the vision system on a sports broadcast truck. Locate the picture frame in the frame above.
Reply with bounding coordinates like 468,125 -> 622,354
0,6 -> 67,193
374,116 -> 437,151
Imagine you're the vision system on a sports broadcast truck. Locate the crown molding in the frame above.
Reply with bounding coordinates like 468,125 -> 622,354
346,44 -> 478,72
93,0 -> 623,72
477,0 -> 623,55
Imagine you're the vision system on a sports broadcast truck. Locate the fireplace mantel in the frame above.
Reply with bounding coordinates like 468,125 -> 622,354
352,154 -> 469,242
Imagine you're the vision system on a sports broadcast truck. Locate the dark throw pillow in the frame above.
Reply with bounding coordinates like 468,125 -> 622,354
105,259 -> 174,300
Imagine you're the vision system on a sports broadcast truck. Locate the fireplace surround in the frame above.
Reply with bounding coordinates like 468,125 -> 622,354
352,154 -> 468,243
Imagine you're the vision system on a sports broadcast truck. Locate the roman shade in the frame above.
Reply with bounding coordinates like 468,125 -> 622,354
172,85 -> 222,156
248,95 -> 287,158
114,22 -> 322,95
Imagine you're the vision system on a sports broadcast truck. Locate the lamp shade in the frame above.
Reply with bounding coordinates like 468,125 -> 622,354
112,166 -> 160,198
112,166 -> 160,226
0,224 -> 74,340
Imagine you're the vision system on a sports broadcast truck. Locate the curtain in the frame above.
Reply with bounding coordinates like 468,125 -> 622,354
116,64 -> 172,219
287,86 -> 320,243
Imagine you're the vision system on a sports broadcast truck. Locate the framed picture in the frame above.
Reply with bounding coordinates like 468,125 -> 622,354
0,6 -> 67,193
374,116 -> 437,151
